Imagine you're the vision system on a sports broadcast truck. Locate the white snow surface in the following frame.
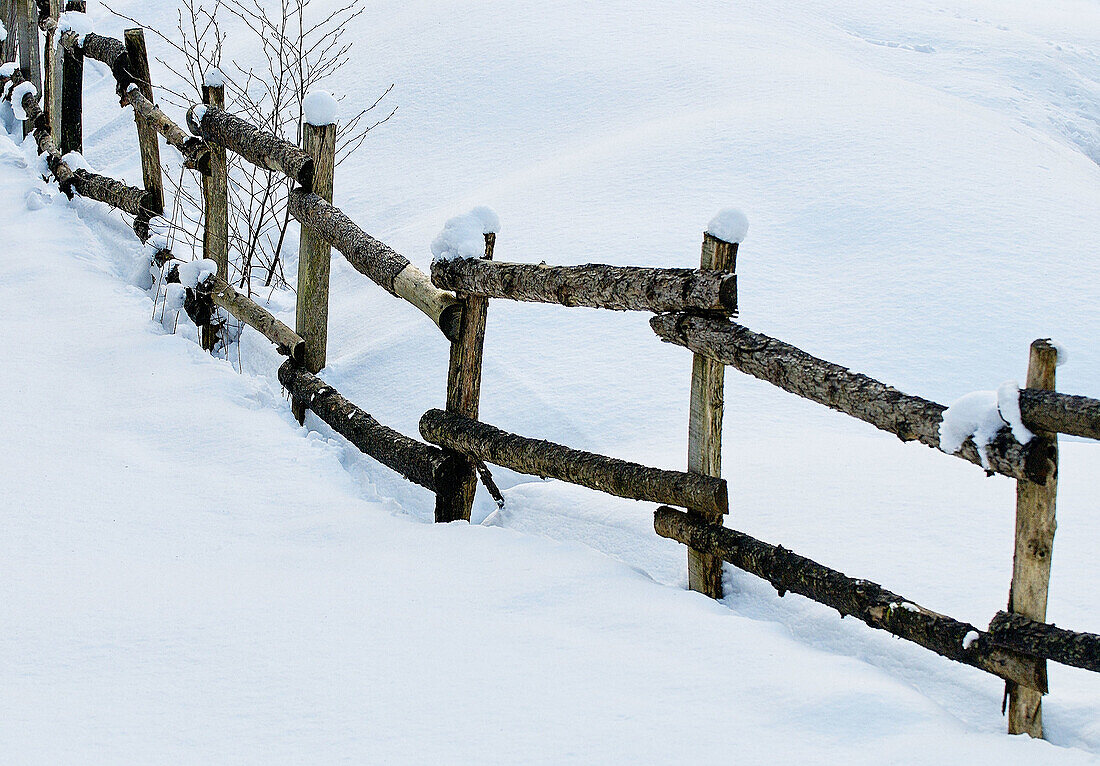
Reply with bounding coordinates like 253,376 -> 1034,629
203,67 -> 225,88
431,207 -> 497,261
4,0 -> 1100,762
0,18 -> 7,43
10,81 -> 36,122
707,207 -> 750,244
0,62 -> 16,78
939,389 -> 1007,466
189,104 -> 207,133
303,90 -> 339,126
57,11 -> 94,47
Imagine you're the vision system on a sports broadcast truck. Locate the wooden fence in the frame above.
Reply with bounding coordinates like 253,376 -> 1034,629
2,0 -> 1098,740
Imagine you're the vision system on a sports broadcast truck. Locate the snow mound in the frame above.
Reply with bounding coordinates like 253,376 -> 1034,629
0,18 -> 7,43
939,382 -> 1033,467
146,216 -> 172,252
11,82 -> 37,122
303,91 -> 339,126
706,207 -> 749,244
1051,340 -> 1069,367
431,207 -> 499,261
0,62 -> 16,78
189,105 -> 208,135
58,11 -> 94,47
203,68 -> 225,88
178,258 -> 218,289
61,151 -> 90,172
25,188 -> 51,211
163,283 -> 187,311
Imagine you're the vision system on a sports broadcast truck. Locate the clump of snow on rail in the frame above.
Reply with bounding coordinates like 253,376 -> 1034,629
430,207 -> 500,261
178,258 -> 218,289
57,11 -> 94,47
10,82 -> 36,122
938,382 -> 1033,467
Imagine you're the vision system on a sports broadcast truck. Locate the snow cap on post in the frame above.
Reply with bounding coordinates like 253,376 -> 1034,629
203,68 -> 225,88
706,207 -> 749,245
58,11 -> 95,47
431,207 -> 500,262
303,90 -> 339,127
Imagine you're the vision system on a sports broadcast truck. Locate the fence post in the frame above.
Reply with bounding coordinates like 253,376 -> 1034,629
291,111 -> 337,421
1006,339 -> 1060,737
15,0 -> 41,137
437,233 -> 494,522
58,0 -> 82,154
201,76 -> 228,352
1,0 -> 16,63
686,232 -> 736,598
42,0 -> 60,138
123,28 -> 164,216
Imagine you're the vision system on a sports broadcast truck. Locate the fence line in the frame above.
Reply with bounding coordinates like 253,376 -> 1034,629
2,2 -> 1098,739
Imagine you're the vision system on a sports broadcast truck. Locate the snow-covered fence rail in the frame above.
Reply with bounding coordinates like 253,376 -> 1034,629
5,7 -> 1100,742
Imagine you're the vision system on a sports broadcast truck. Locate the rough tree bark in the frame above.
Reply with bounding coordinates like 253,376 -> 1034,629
988,611 -> 1100,674
420,409 -> 729,516
1018,388 -> 1100,442
287,188 -> 462,341
653,507 -> 1045,692
430,258 -> 738,314
187,103 -> 314,189
651,313 -> 1047,483
279,361 -> 458,492
58,0 -> 84,155
126,88 -> 210,174
199,275 -> 304,362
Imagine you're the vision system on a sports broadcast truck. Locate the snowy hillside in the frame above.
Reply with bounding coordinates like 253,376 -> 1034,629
3,0 -> 1100,762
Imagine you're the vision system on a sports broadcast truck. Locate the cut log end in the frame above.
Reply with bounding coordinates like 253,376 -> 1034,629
438,302 -> 464,344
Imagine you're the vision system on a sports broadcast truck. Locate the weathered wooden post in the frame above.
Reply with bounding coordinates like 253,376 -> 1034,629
685,226 -> 738,598
292,95 -> 337,421
42,0 -> 60,138
437,233 -> 494,522
58,0 -> 83,154
15,0 -> 41,137
201,72 -> 228,352
1,0 -> 16,63
1006,339 -> 1060,737
123,28 -> 164,216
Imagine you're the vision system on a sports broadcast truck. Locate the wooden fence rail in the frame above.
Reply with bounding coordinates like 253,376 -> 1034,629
4,12 -> 1099,742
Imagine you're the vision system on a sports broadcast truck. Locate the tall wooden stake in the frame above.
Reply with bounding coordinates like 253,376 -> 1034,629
58,0 -> 83,154
1006,339 -> 1060,737
16,0 -> 41,137
437,233 -> 494,522
1,0 -> 16,63
42,0 -> 60,138
292,117 -> 337,422
123,28 -> 163,216
686,232 -> 736,598
201,78 -> 228,353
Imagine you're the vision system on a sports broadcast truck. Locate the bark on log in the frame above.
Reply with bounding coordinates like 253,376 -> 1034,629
278,361 -> 456,492
431,258 -> 738,314
200,81 -> 228,352
16,0 -> 41,123
70,169 -> 154,216
653,507 -> 1046,692
126,88 -> 210,174
988,611 -> 1100,674
80,32 -> 130,92
122,29 -> 163,216
294,121 -> 336,377
651,313 -> 1047,484
1,0 -> 16,62
1019,389 -> 1100,442
420,409 -> 729,516
42,0 -> 59,138
287,188 -> 462,341
187,103 -> 313,189
200,275 -> 304,362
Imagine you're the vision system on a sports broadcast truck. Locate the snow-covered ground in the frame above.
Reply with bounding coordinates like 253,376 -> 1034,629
3,0 -> 1100,762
